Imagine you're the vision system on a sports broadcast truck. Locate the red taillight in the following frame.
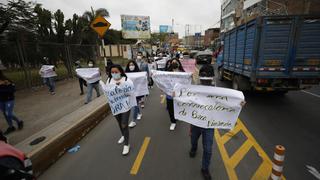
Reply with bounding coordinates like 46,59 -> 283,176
257,79 -> 268,84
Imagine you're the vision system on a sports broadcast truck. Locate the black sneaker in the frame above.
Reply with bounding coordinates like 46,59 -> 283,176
189,150 -> 196,158
18,121 -> 24,130
4,127 -> 16,135
201,169 -> 212,180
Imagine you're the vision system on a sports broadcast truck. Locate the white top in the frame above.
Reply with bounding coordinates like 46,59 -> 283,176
39,65 -> 57,78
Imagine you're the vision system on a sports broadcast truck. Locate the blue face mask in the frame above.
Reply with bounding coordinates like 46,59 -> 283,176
111,73 -> 121,80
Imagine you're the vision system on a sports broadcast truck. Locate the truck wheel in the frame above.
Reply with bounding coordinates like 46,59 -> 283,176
218,67 -> 224,81
232,76 -> 240,90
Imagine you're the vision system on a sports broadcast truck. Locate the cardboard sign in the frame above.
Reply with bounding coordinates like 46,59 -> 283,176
181,59 -> 196,73
126,72 -> 149,97
76,68 -> 101,84
152,71 -> 192,95
100,79 -> 137,115
173,84 -> 245,130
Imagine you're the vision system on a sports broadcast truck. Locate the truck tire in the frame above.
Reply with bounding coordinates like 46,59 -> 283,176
232,76 -> 240,90
218,67 -> 224,81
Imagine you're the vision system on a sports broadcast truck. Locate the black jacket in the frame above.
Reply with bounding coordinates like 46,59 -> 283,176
0,83 -> 15,101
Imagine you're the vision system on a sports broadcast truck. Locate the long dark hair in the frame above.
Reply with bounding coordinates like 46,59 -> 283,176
167,58 -> 185,72
108,64 -> 127,82
165,59 -> 173,71
125,60 -> 140,72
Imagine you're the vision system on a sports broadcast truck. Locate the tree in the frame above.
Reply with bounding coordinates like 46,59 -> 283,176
34,4 -> 53,41
54,9 -> 65,43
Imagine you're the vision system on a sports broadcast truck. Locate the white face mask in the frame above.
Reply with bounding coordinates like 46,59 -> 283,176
88,63 -> 93,67
129,65 -> 135,71
137,56 -> 142,60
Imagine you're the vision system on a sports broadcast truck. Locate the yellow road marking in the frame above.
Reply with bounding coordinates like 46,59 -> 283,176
130,137 -> 151,175
221,124 -> 241,144
215,119 -> 286,180
230,140 -> 253,169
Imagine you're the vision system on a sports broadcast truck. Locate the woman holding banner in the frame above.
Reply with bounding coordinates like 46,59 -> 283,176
84,61 -> 101,104
125,61 -> 143,128
39,57 -> 57,95
100,64 -> 136,155
166,58 -> 185,131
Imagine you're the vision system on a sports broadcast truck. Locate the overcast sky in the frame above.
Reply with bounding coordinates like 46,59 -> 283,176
31,0 -> 221,38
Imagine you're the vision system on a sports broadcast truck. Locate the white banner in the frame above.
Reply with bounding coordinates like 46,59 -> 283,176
173,84 -> 245,130
39,65 -> 57,78
100,80 -> 137,115
156,58 -> 168,69
76,68 -> 101,84
152,71 -> 192,95
126,72 -> 149,97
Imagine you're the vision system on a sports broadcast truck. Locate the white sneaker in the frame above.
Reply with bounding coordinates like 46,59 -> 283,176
118,136 -> 124,144
122,145 -> 130,155
169,123 -> 176,131
137,114 -> 142,120
128,121 -> 136,128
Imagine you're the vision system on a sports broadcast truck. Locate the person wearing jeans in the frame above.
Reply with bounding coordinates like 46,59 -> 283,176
43,77 -> 55,94
0,71 -> 23,135
85,82 -> 100,104
84,61 -> 100,104
39,57 -> 57,95
125,60 -> 143,128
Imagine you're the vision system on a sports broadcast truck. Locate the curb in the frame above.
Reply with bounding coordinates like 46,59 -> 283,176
15,97 -> 110,177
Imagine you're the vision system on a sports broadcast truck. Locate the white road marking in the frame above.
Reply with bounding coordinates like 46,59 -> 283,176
301,90 -> 320,98
306,165 -> 320,179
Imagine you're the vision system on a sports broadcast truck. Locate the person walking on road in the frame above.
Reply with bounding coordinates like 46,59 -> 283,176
138,57 -> 149,108
75,61 -> 86,95
166,58 -> 185,131
189,64 -> 246,180
39,57 -> 57,95
100,64 -> 135,155
105,59 -> 113,76
125,61 -> 143,128
0,71 -> 24,135
84,61 -> 100,104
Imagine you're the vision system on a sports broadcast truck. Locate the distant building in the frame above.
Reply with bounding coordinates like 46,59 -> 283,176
221,0 -> 320,33
204,28 -> 220,47
183,35 -> 204,49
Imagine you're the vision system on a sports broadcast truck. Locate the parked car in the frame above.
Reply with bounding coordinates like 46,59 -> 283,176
0,131 -> 34,180
195,51 -> 213,64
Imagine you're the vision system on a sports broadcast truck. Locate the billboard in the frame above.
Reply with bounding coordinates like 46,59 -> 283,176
159,25 -> 172,33
121,15 -> 151,39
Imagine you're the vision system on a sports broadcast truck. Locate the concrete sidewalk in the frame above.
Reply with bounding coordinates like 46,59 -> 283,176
0,78 -> 102,145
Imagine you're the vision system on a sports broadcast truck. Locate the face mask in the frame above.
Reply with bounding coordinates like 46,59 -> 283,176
129,65 -> 135,71
137,56 -> 142,60
111,73 -> 121,80
171,63 -> 179,69
88,63 -> 93,67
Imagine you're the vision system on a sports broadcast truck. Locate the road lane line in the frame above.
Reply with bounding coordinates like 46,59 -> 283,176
301,90 -> 320,98
130,137 -> 151,175
221,124 -> 241,144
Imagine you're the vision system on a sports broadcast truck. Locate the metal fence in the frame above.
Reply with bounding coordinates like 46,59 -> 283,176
0,41 -> 101,90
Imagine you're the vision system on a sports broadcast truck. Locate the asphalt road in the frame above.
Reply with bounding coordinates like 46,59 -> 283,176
39,73 -> 320,180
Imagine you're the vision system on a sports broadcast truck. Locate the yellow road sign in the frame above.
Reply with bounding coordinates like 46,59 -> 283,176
90,16 -> 111,38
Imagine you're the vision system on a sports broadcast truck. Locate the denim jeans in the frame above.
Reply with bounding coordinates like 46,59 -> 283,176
132,97 -> 142,121
0,100 -> 21,127
86,83 -> 100,103
43,77 -> 55,92
190,125 -> 215,170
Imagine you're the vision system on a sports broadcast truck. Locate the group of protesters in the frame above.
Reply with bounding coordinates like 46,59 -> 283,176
0,50 -> 244,180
